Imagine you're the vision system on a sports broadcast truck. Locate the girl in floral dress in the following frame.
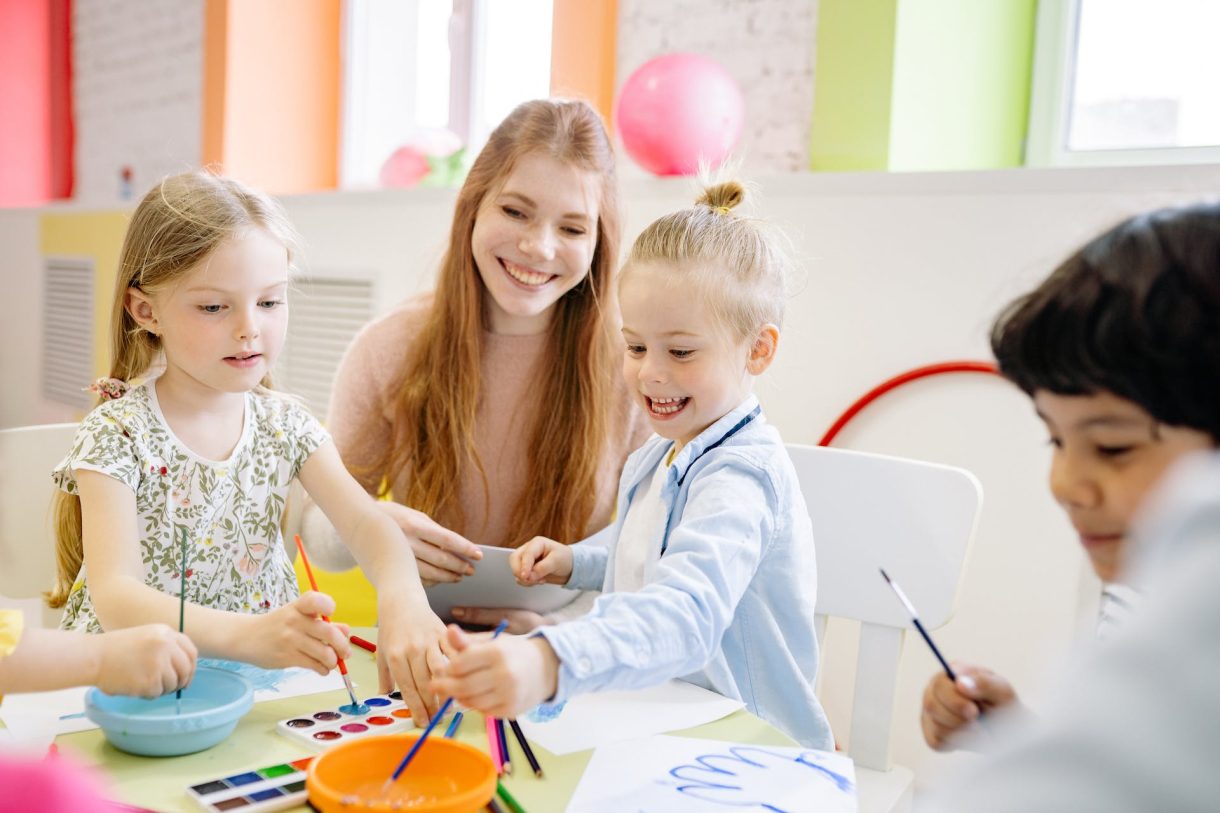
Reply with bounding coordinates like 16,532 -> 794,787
46,171 -> 447,725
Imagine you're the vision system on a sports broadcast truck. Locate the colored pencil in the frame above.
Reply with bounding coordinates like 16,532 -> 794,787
294,535 -> 360,709
879,568 -> 957,681
444,710 -> 464,738
496,717 -> 513,774
508,719 -> 543,778
487,798 -> 507,813
387,620 -> 509,784
496,780 -> 527,813
487,715 -> 503,774
351,634 -> 377,653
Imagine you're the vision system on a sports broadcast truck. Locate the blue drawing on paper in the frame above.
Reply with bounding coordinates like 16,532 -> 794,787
667,746 -> 854,812
199,658 -> 292,693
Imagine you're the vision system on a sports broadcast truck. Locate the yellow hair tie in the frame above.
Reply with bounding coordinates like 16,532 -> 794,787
715,205 -> 731,215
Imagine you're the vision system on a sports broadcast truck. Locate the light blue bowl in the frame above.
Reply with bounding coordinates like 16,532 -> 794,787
84,666 -> 253,756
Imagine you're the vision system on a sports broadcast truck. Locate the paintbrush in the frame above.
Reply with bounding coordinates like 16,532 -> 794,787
385,619 -> 509,790
177,525 -> 187,713
293,534 -> 362,712
879,568 -> 958,681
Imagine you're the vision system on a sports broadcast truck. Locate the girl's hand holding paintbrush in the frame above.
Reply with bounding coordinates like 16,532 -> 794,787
242,592 -> 352,675
921,664 -> 1017,751
95,624 -> 198,698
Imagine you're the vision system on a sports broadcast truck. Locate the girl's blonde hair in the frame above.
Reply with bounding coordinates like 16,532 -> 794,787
46,170 -> 297,608
622,180 -> 792,339
366,99 -> 621,547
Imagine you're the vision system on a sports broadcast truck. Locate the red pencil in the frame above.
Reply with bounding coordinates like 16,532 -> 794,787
351,634 -> 377,653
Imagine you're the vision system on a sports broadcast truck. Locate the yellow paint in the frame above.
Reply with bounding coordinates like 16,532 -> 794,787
39,211 -> 130,390
295,557 -> 378,627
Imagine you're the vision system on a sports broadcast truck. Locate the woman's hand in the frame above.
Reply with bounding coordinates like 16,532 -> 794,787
377,502 -> 481,586
449,607 -> 547,634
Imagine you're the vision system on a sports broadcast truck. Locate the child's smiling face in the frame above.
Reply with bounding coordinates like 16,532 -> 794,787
620,264 -> 774,454
1035,389 -> 1214,582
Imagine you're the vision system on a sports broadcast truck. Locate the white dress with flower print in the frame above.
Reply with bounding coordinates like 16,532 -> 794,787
53,382 -> 329,633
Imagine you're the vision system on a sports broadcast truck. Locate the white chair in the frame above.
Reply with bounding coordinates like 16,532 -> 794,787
788,443 -> 982,813
0,423 -> 78,628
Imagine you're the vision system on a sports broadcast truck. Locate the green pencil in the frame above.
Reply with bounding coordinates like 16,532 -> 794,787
496,780 -> 526,813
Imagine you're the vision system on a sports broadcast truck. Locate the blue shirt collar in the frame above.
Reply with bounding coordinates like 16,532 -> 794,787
666,394 -> 763,486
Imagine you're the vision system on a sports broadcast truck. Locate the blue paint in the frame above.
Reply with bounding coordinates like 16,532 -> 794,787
339,702 -> 370,715
525,699 -> 566,723
667,746 -> 853,812
364,696 -> 392,707
225,772 -> 263,786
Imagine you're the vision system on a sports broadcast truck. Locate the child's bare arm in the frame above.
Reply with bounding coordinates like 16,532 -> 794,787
76,470 -> 350,674
297,440 -> 448,726
0,624 -> 196,698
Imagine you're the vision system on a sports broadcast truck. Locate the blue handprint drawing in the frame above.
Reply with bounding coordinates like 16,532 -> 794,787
668,745 -> 854,812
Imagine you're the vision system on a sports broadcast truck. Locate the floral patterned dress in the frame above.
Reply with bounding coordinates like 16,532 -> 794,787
53,382 -> 329,632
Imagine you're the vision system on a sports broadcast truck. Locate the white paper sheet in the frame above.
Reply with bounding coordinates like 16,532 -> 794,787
565,734 -> 857,813
518,680 -> 743,755
0,662 -> 344,745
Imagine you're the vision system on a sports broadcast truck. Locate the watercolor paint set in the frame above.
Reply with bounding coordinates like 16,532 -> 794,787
276,691 -> 421,748
187,756 -> 313,812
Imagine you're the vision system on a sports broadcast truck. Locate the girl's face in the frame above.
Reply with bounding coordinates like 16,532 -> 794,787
126,228 -> 290,399
1035,389 -> 1214,582
620,265 -> 775,454
471,152 -> 601,335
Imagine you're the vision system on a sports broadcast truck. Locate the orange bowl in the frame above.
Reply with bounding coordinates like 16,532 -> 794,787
306,733 -> 496,813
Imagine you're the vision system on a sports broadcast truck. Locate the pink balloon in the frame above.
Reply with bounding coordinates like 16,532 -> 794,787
379,145 -> 430,188
615,53 -> 745,177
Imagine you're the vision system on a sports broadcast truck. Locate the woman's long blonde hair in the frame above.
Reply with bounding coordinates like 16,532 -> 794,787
46,170 -> 298,608
368,99 -> 621,546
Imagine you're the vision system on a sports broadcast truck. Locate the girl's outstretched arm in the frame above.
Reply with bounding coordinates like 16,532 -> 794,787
297,440 -> 448,727
0,621 -> 196,698
76,470 -> 351,674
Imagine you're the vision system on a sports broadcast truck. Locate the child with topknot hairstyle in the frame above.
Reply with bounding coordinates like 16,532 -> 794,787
431,181 -> 832,749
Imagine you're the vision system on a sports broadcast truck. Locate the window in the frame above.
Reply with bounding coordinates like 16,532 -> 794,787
1027,0 -> 1220,166
341,0 -> 553,188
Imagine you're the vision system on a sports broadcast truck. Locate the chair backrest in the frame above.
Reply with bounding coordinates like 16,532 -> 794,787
787,443 -> 982,772
0,423 -> 78,627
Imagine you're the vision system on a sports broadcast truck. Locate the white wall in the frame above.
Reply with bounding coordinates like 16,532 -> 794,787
4,163 -> 1220,787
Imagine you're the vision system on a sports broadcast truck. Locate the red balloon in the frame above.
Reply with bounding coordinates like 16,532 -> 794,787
615,53 -> 745,177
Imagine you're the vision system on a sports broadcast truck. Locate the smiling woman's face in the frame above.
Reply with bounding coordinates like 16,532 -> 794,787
470,152 -> 601,335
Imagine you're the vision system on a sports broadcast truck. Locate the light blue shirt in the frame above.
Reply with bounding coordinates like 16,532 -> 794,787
536,395 -> 833,749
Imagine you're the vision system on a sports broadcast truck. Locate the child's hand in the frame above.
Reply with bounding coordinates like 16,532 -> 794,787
374,595 -> 449,726
920,663 -> 1016,750
429,624 -> 560,719
510,536 -> 573,585
94,624 -> 197,698
248,591 -> 352,675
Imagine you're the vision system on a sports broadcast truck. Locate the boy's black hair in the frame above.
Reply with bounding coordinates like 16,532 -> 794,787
991,201 -> 1220,441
